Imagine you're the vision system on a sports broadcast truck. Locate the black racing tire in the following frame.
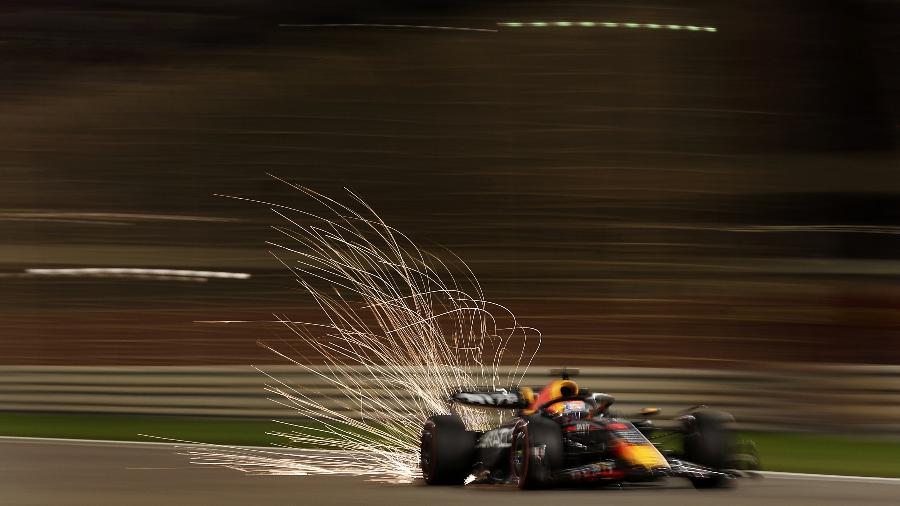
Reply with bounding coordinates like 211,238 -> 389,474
420,415 -> 477,485
509,416 -> 563,489
682,410 -> 734,489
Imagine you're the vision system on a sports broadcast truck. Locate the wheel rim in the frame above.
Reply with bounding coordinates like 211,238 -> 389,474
420,425 -> 434,480
512,430 -> 526,481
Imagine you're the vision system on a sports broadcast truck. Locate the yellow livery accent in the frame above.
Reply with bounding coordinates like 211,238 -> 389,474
619,444 -> 669,469
548,379 -> 579,399
520,387 -> 535,404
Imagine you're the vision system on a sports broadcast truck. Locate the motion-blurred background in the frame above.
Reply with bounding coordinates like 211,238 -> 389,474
2,0 -> 898,368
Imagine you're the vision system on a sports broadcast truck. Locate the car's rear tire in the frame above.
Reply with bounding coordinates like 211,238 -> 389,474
682,410 -> 734,489
420,414 -> 477,485
509,416 -> 562,489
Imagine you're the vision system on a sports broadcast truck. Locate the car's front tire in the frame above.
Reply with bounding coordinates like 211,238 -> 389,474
420,414 -> 477,485
682,410 -> 735,489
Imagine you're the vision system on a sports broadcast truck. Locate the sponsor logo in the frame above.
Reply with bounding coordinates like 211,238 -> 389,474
476,427 -> 513,448
563,461 -> 618,481
533,444 -> 546,463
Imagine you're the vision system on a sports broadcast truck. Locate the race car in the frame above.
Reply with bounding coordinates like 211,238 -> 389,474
420,369 -> 756,489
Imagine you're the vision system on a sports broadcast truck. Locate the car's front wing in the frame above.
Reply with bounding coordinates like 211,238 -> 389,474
552,458 -> 739,485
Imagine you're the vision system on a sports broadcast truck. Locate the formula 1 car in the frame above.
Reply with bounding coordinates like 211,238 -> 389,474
420,369 -> 756,489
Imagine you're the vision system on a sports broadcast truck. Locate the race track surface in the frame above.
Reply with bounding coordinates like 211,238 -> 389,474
2,438 -> 898,506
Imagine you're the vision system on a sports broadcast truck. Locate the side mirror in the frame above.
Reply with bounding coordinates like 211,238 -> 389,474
589,393 -> 615,408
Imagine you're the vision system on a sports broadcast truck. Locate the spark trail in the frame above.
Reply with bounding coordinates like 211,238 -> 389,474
189,182 -> 540,481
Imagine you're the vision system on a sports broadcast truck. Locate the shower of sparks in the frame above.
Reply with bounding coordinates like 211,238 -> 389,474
191,181 -> 540,481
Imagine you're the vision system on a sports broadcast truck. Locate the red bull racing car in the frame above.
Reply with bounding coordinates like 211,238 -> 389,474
420,370 -> 756,489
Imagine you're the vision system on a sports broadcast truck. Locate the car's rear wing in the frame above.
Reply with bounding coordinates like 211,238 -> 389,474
450,388 -> 533,409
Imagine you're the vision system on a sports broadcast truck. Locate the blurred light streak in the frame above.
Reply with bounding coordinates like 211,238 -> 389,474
193,320 -> 257,323
606,223 -> 900,235
498,21 -> 717,32
25,268 -> 251,280
0,211 -> 240,225
0,212 -> 239,222
279,23 -> 497,33
6,273 -> 208,282
731,225 -> 900,234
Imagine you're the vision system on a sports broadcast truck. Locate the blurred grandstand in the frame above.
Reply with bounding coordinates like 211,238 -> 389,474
0,0 -> 898,368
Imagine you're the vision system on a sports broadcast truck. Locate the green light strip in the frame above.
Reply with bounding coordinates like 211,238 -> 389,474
498,21 -> 717,32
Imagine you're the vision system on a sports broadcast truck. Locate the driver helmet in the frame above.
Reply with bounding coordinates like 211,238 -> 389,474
545,399 -> 592,422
